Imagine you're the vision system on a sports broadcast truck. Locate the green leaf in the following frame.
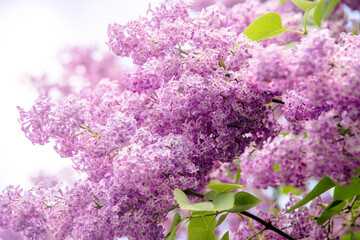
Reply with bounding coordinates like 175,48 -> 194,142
286,176 -> 335,213
341,231 -> 360,240
283,41 -> 300,49
174,188 -> 191,208
282,185 -> 303,196
352,166 -> 360,176
348,177 -> 360,183
313,0 -> 326,27
353,22 -> 360,36
323,0 -> 340,19
205,184 -> 245,193
352,232 -> 359,240
248,218 -> 256,230
291,0 -> 318,11
174,188 -> 215,211
188,215 -> 216,240
213,192 -> 235,211
334,182 -> 360,201
216,213 -> 228,227
187,202 -> 215,211
170,213 -> 181,231
273,163 -> 281,172
188,215 -> 216,231
204,191 -> 218,201
228,192 -> 262,213
221,231 -> 230,240
219,61 -> 226,69
168,230 -> 176,240
189,228 -> 216,240
235,167 -> 241,184
279,0 -> 289,4
353,200 -> 360,210
317,200 -> 346,225
165,213 -> 181,240
191,211 -> 213,217
243,12 -> 289,41
301,7 -> 321,31
209,179 -> 221,184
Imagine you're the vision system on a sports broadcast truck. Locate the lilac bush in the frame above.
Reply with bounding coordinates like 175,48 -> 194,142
2,0 -> 360,239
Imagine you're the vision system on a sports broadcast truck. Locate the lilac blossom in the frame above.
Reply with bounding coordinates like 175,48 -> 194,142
3,0 -> 360,239
241,111 -> 360,189
29,46 -> 123,99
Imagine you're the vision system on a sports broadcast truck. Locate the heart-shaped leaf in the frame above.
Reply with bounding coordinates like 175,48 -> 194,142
313,0 -> 326,27
243,12 -> 288,41
174,188 -> 215,211
291,0 -> 318,11
228,192 -> 262,213
205,183 -> 245,192
212,192 -> 234,211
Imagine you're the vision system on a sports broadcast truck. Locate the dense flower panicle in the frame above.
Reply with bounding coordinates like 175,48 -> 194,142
247,44 -> 297,95
123,63 -> 163,92
29,46 -> 123,99
248,30 -> 340,98
305,112 -> 360,183
294,30 -> 337,89
248,30 -> 360,129
107,0 -> 281,168
107,0 -> 192,65
282,90 -> 331,122
7,0 -> 360,239
240,135 -> 308,188
330,33 -> 360,118
241,111 -> 360,189
18,80 -> 135,181
147,73 -> 280,164
17,96 -> 56,145
0,134 -> 200,239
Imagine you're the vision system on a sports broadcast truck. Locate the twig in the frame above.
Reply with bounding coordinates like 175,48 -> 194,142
272,98 -> 285,104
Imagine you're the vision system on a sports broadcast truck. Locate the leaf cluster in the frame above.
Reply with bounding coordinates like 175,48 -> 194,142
166,184 -> 261,240
286,174 -> 360,238
243,0 -> 340,41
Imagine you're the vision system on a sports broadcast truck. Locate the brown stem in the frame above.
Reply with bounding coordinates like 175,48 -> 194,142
272,98 -> 285,104
241,211 -> 296,240
184,189 -> 204,198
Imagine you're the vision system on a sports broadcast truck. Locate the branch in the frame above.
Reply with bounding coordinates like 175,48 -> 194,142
272,98 -> 285,104
184,189 -> 204,198
241,211 -> 295,240
174,46 -> 189,56
184,189 -> 296,240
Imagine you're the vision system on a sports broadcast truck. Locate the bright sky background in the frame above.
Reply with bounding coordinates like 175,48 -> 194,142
0,0 -> 162,190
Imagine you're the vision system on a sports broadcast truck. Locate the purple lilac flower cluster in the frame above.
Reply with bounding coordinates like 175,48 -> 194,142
28,46 -> 123,100
282,90 -> 331,123
241,109 -> 360,189
2,0 -> 360,239
241,30 -> 360,190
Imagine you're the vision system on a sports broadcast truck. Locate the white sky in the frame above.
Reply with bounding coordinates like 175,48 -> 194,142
0,0 -> 162,190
